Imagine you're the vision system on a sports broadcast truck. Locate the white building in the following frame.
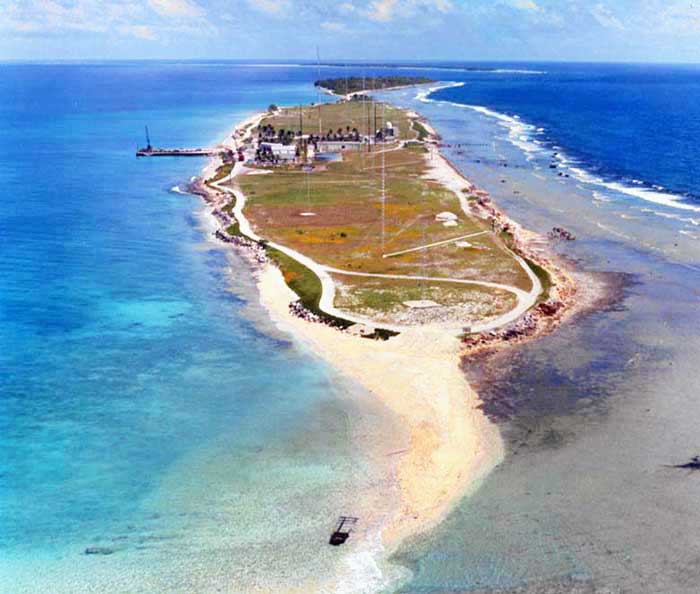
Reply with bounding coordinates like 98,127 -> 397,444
260,142 -> 297,161
435,211 -> 458,222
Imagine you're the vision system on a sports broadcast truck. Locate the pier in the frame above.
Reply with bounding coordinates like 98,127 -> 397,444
136,147 -> 221,157
136,125 -> 221,157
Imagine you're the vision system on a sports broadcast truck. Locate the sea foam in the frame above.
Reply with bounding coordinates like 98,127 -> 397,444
420,85 -> 700,214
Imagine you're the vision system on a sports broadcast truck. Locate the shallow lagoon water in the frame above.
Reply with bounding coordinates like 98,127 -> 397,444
5,61 -> 700,593
0,63 -> 408,593
379,75 -> 700,593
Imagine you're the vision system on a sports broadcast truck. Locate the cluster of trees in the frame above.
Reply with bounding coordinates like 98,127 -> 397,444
318,126 -> 360,142
258,124 -> 297,146
314,76 -> 434,95
257,123 -> 362,146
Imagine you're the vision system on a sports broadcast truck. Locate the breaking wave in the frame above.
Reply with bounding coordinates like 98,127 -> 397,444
421,85 -> 700,214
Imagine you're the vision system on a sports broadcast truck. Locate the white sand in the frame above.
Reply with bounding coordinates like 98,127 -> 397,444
257,265 -> 504,550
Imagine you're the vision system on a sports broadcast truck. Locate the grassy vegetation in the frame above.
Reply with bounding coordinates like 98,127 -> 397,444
332,275 -> 517,324
315,77 -> 434,95
522,256 -> 552,303
413,120 -> 430,141
225,222 -> 242,237
237,141 -> 529,289
230,101 -> 534,327
265,246 -> 354,329
207,163 -> 234,185
498,228 -> 549,299
265,246 -> 322,310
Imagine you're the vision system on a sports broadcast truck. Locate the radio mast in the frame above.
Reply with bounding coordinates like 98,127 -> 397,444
316,46 -> 322,135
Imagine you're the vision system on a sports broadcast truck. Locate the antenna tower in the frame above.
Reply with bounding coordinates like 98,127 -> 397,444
381,102 -> 386,251
316,46 -> 322,135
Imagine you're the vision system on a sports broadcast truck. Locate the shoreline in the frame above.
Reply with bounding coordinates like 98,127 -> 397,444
189,89 -> 579,574
256,263 -> 504,551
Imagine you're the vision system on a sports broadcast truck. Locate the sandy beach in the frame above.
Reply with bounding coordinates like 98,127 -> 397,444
257,264 -> 504,550
197,96 -> 573,561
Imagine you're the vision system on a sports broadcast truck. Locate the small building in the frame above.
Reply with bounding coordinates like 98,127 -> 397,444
260,142 -> 297,161
435,211 -> 458,223
317,140 -> 365,153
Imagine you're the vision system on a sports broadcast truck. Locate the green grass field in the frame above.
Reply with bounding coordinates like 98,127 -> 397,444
226,101 -> 536,325
331,275 -> 517,325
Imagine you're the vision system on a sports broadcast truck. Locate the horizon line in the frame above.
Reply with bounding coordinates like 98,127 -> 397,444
2,58 -> 700,67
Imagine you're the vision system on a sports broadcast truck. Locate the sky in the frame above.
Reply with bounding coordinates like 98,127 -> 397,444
2,0 -> 700,63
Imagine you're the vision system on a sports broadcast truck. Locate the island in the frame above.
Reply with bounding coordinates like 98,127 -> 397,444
315,76 -> 435,95
192,79 -> 576,552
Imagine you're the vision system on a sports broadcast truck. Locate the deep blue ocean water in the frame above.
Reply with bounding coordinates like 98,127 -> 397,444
3,61 -> 700,593
430,62 -> 700,209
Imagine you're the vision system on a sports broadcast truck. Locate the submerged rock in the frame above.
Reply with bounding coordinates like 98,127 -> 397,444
84,546 -> 114,556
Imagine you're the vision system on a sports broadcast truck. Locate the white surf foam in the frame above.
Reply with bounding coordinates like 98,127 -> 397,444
423,88 -> 700,215
331,530 -> 411,594
170,185 -> 188,195
640,208 -> 700,226
415,81 -> 464,103
593,180 -> 700,213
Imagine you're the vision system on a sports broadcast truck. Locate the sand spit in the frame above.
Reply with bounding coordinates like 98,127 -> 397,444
257,264 -> 504,550
187,96 -> 581,587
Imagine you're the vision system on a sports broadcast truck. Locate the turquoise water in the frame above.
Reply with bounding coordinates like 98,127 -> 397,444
0,63 -> 405,592
6,61 -> 700,593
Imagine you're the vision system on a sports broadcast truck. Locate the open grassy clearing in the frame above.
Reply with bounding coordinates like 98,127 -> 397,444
236,149 -> 529,287
331,275 -> 517,326
227,101 -> 536,325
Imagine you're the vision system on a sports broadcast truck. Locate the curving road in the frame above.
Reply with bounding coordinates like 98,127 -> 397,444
210,152 -> 541,335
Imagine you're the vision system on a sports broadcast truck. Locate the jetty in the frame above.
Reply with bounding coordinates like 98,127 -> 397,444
136,147 -> 220,157
136,125 -> 221,157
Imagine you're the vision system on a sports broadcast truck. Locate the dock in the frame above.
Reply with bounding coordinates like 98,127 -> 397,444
136,147 -> 221,157
136,125 -> 222,157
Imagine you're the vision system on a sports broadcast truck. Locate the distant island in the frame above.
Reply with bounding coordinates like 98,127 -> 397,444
317,62 -> 501,73
315,76 -> 435,95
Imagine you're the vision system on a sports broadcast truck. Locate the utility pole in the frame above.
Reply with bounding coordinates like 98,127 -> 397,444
316,46 -> 322,136
381,126 -> 386,252
421,221 -> 427,301
367,97 -> 371,153
373,102 -> 377,145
